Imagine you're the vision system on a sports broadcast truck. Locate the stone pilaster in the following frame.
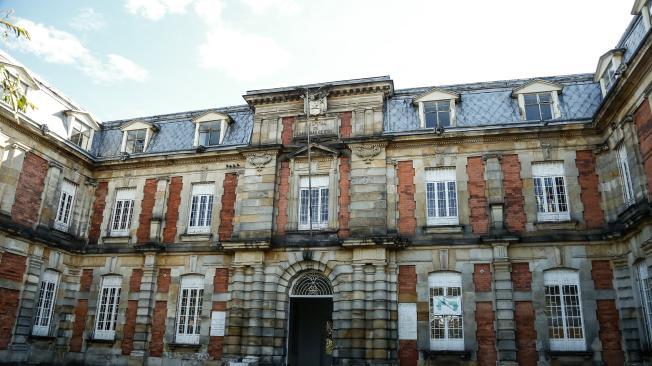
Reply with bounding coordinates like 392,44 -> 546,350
351,263 -> 365,360
224,265 -> 245,357
348,142 -> 388,236
493,243 -> 517,365
0,140 -> 27,215
613,258 -> 645,365
8,250 -> 43,356
131,253 -> 156,356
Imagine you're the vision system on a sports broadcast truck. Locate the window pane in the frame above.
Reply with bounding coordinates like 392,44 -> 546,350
425,112 -> 437,128
437,182 -> 446,217
437,101 -> 450,112
208,130 -> 220,145
555,177 -> 568,212
537,93 -> 551,103
524,94 -> 538,105
525,105 -> 540,120
540,104 -> 553,121
320,188 -> 329,223
447,182 -> 457,217
438,111 -> 450,127
544,177 -> 556,213
426,183 -> 436,217
299,189 -> 309,224
534,178 -> 545,213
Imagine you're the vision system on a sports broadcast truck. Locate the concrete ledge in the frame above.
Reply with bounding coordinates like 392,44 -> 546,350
180,233 -> 213,242
534,220 -> 578,231
423,225 -> 463,234
102,236 -> 131,244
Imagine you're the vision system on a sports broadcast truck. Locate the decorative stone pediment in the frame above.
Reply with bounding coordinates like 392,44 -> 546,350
511,79 -> 563,97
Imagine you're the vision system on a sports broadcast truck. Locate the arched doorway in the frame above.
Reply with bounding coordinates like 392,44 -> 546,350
287,271 -> 333,366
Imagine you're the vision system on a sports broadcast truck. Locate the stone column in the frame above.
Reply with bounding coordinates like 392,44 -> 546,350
224,266 -> 245,357
372,263 -> 389,361
386,262 -> 399,362
131,253 -> 156,356
492,243 -> 517,365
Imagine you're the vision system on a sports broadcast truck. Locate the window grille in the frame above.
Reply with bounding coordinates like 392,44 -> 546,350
428,272 -> 464,351
532,162 -> 570,222
94,275 -> 122,340
544,269 -> 586,351
425,168 -> 458,226
32,270 -> 59,336
54,180 -> 76,231
290,272 -> 333,297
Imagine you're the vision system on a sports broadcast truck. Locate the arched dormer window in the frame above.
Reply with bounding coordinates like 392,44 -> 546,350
192,111 -> 232,147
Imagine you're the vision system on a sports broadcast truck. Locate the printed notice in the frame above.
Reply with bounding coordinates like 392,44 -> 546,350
398,303 -> 417,340
210,311 -> 226,336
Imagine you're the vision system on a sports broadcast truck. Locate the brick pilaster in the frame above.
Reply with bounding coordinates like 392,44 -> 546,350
0,252 -> 27,350
634,98 -> 652,196
467,156 -> 489,234
514,301 -> 538,366
501,154 -> 525,233
162,176 -> 182,243
397,161 -> 416,236
88,181 -> 109,244
11,152 -> 48,228
136,178 -> 157,244
219,173 -> 238,241
338,154 -> 351,238
576,150 -> 605,228
340,111 -> 352,139
398,265 -> 417,366
476,301 -> 497,366
276,161 -> 290,235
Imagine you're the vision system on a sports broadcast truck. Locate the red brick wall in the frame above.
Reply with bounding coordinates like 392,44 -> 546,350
467,157 -> 489,234
219,173 -> 238,241
596,300 -> 625,366
512,263 -> 532,291
11,152 -> 48,227
515,301 -> 538,366
476,302 -> 497,366
338,155 -> 351,238
0,288 -> 19,349
398,340 -> 417,366
0,252 -> 26,282
276,161 -> 291,235
149,300 -> 167,357
340,111 -> 352,139
635,98 -> 652,196
162,176 -> 182,243
281,116 -> 294,146
88,181 -> 109,244
592,260 -> 614,290
80,269 -> 93,292
398,265 -> 417,297
397,161 -> 416,236
576,150 -> 605,228
501,154 -> 525,233
136,178 -> 157,244
157,268 -> 171,293
122,300 -> 138,356
130,269 -> 143,292
473,263 -> 492,292
214,268 -> 229,293
69,299 -> 88,352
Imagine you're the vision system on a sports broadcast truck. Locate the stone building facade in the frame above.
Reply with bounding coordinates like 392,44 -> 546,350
2,2 -> 652,365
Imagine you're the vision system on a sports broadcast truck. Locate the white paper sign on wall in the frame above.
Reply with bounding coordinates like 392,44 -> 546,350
398,303 -> 417,340
210,311 -> 226,337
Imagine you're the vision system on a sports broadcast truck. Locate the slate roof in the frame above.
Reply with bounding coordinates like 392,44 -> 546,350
618,14 -> 649,63
384,74 -> 603,133
92,105 -> 253,159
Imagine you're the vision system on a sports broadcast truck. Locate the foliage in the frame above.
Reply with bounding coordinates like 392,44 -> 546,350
0,10 -> 35,117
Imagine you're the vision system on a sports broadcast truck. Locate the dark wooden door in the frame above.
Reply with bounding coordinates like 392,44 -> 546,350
288,297 -> 333,366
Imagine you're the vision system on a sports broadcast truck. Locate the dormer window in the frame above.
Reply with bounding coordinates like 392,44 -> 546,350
513,80 -> 562,122
595,49 -> 625,97
64,110 -> 99,152
192,111 -> 232,147
119,120 -> 156,154
70,120 -> 92,150
524,93 -> 553,121
413,88 -> 459,129
125,129 -> 146,153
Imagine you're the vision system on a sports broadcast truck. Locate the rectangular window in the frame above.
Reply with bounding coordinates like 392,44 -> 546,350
176,275 -> 204,344
32,270 -> 59,336
429,272 -> 464,351
198,121 -> 222,146
125,129 -> 147,153
423,101 -> 451,128
110,188 -> 136,236
425,168 -> 458,226
298,175 -> 329,230
618,144 -> 635,207
524,92 -> 554,121
70,120 -> 92,150
544,270 -> 585,351
188,183 -> 214,234
94,275 -> 122,340
53,180 -> 77,232
532,162 -> 570,222
602,61 -> 617,91
637,262 -> 652,346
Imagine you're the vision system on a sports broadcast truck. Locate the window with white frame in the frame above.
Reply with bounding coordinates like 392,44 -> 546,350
602,61 -> 617,92
532,162 -> 570,222
524,92 -> 554,121
428,272 -> 464,351
637,261 -> 652,346
110,188 -> 136,236
32,270 -> 59,336
618,144 -> 635,207
188,183 -> 214,234
124,129 -> 147,154
176,275 -> 204,344
70,119 -> 92,150
423,101 -> 451,128
544,269 -> 586,351
425,168 -> 458,226
298,175 -> 329,230
53,180 -> 77,232
94,275 -> 122,340
197,121 -> 225,146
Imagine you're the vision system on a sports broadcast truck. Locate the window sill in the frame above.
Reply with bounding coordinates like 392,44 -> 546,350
547,350 -> 591,359
423,350 -> 470,360
102,236 -> 131,244
28,334 -> 57,340
168,342 -> 202,349
86,337 -> 116,344
180,233 -> 213,242
423,225 -> 463,234
534,220 -> 577,231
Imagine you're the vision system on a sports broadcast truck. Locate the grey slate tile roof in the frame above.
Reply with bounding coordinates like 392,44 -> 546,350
384,74 -> 602,133
92,106 -> 253,159
618,15 -> 649,63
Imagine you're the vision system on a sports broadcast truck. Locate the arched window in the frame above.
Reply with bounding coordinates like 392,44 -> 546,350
290,271 -> 332,297
428,271 -> 463,351
176,275 -> 204,344
33,269 -> 60,336
544,269 -> 585,351
94,275 -> 122,340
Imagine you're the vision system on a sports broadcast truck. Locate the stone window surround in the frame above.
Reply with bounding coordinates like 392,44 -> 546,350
186,182 -> 216,235
100,180 -> 145,243
53,179 -> 77,232
40,163 -> 91,238
177,172 -> 227,242
636,260 -> 652,347
175,274 -> 205,345
424,167 -> 459,226
284,156 -> 340,232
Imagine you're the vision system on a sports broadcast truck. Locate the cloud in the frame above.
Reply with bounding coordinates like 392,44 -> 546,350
69,7 -> 106,32
9,19 -> 148,83
125,0 -> 194,20
193,0 -> 224,25
198,26 -> 289,81
240,0 -> 301,16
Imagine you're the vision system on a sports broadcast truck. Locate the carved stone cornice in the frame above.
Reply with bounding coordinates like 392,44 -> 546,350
94,152 -> 246,171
